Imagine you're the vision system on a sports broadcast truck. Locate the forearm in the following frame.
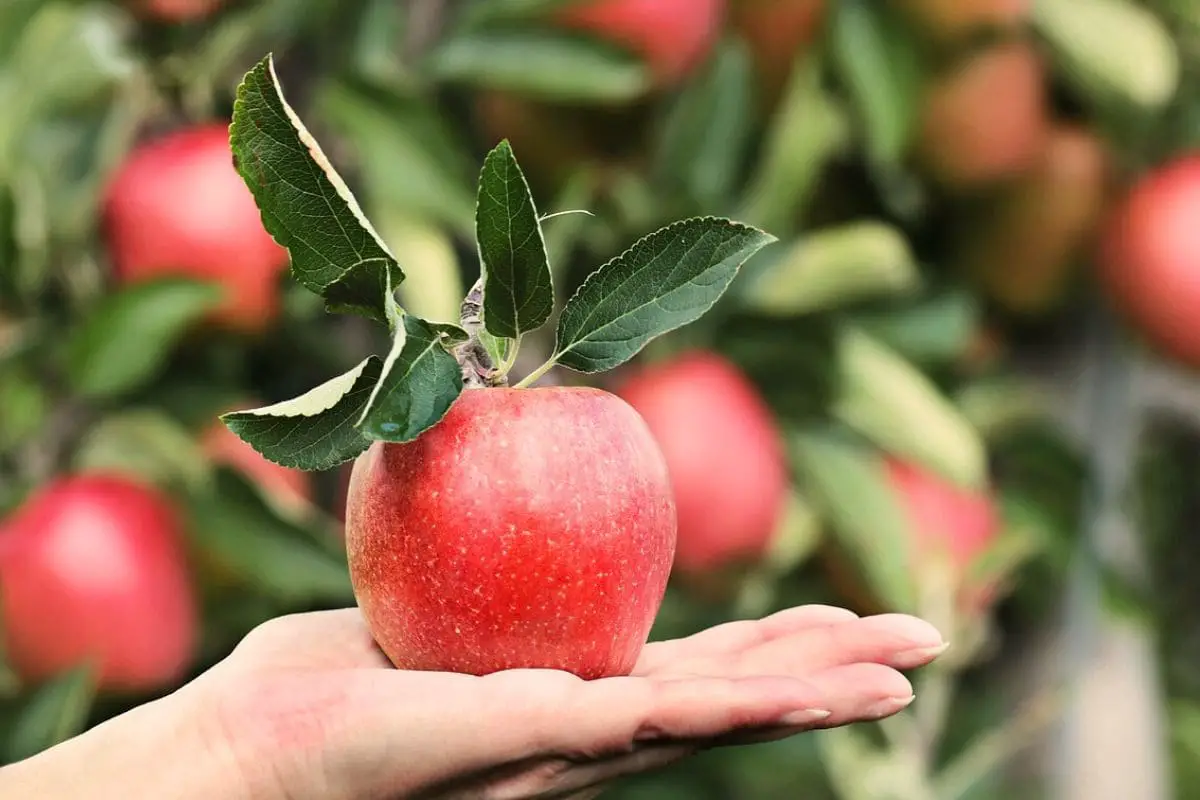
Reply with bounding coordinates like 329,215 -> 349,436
0,688 -> 251,800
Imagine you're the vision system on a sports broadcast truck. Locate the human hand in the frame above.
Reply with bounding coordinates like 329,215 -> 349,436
1,604 -> 945,800
176,604 -> 947,799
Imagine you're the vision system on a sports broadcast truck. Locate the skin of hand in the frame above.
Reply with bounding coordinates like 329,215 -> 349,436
0,605 -> 946,800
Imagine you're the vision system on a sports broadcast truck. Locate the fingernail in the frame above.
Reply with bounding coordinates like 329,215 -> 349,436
778,708 -> 832,727
892,641 -> 950,668
864,695 -> 915,719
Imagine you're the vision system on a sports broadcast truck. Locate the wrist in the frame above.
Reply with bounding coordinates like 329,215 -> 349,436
0,684 -> 252,800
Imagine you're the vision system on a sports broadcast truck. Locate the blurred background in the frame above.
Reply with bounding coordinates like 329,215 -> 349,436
2,0 -> 1200,797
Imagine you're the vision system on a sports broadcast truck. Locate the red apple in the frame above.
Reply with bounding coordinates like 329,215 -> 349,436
0,475 -> 197,692
961,125 -> 1110,315
892,0 -> 1028,43
730,0 -> 827,111
131,0 -> 225,22
344,387 -> 676,679
102,124 -> 289,333
824,459 -> 999,616
1098,154 -> 1200,368
614,352 -> 788,577
553,0 -> 725,87
201,406 -> 313,514
916,39 -> 1049,188
887,459 -> 999,612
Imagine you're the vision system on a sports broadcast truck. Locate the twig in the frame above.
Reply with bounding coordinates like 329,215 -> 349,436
933,690 -> 1064,800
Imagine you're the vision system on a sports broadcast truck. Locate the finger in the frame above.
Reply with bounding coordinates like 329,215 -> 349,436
226,609 -> 390,672
458,672 -> 833,761
486,663 -> 919,795
322,670 -> 834,798
634,605 -> 859,676
673,613 -> 945,680
464,745 -> 694,800
699,662 -> 918,748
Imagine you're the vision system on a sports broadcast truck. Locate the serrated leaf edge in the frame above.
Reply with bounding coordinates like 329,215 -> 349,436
476,138 -> 554,340
230,54 -> 402,298
551,215 -> 777,370
225,357 -> 376,420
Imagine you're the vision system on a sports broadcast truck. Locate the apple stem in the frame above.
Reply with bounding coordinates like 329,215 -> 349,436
496,335 -> 522,377
454,278 -> 506,388
512,356 -> 558,389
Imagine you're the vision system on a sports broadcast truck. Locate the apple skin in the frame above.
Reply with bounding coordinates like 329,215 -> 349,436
614,352 -> 788,577
886,460 -> 998,597
201,407 -> 312,513
0,475 -> 197,692
893,0 -> 1028,43
131,0 -> 225,22
344,387 -> 676,679
1098,155 -> 1200,369
553,0 -> 725,87
102,124 -> 289,334
828,459 -> 1000,616
916,40 -> 1049,188
729,0 -> 827,111
961,125 -> 1110,315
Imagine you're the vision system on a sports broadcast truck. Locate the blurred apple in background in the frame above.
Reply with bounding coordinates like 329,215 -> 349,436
961,125 -> 1110,316
131,0 -> 225,23
824,458 -> 1000,618
916,38 -> 1049,188
553,0 -> 725,87
615,351 -> 788,578
892,0 -> 1028,43
0,475 -> 197,693
729,0 -> 827,111
102,124 -> 289,334
1099,154 -> 1200,369
885,458 -> 1001,615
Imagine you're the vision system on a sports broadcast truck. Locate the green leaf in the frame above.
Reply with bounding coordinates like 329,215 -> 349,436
739,55 -> 848,238
5,664 -> 96,763
740,221 -> 919,316
459,0 -> 579,26
834,326 -> 987,489
427,29 -> 651,103
0,0 -> 42,60
222,357 -> 384,470
73,409 -> 210,491
0,1 -> 134,173
65,279 -> 222,399
358,315 -> 464,442
551,217 -> 776,373
0,365 -> 46,452
476,140 -> 554,340
1034,0 -> 1179,112
654,40 -> 755,209
830,0 -> 925,167
315,77 -> 476,237
854,290 -> 979,364
791,426 -> 917,614
231,54 -> 402,324
187,469 -> 354,603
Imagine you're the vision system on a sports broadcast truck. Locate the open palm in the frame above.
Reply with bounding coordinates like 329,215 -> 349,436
191,605 -> 946,800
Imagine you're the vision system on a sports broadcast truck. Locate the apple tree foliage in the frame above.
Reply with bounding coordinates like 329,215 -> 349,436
2,0 -> 1200,797
222,54 -> 774,466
